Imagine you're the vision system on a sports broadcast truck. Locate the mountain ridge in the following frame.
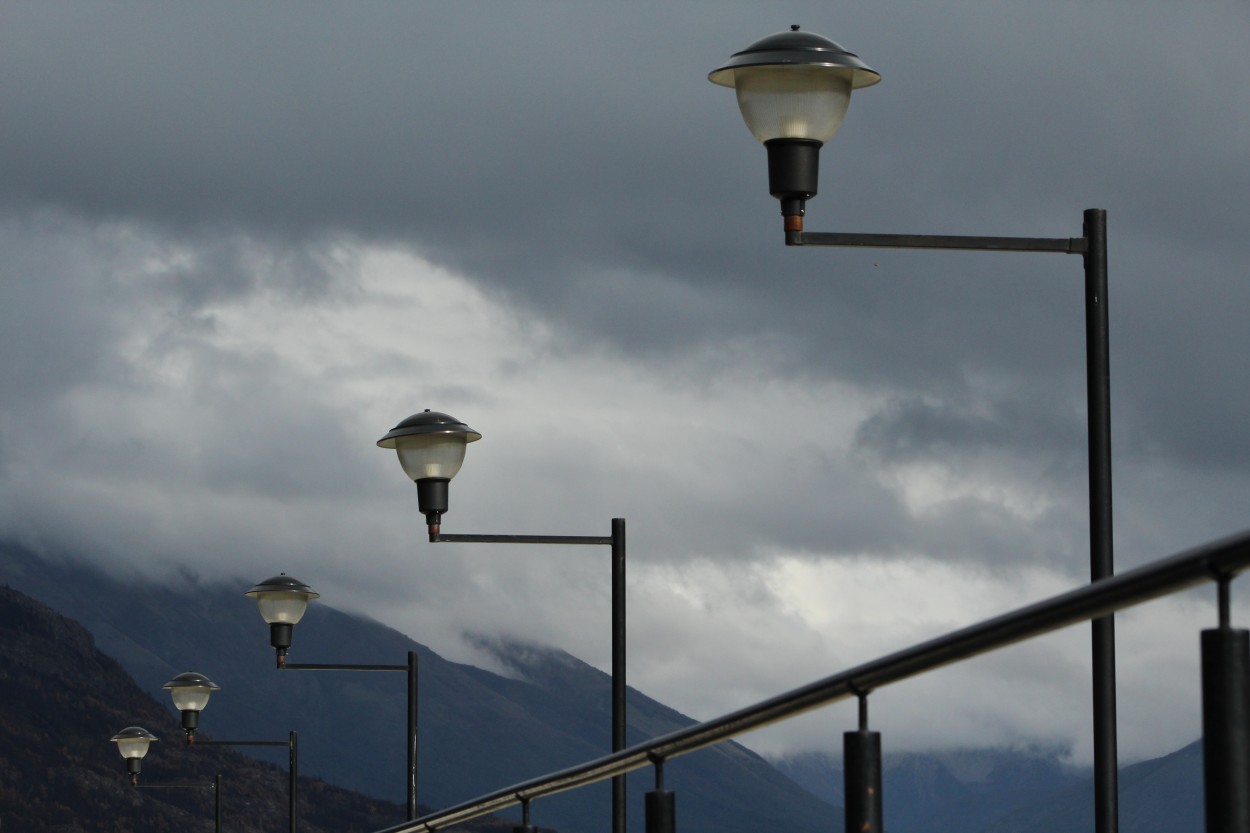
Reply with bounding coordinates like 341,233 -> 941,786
0,542 -> 838,833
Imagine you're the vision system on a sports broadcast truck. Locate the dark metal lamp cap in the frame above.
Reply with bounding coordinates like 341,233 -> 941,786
245,574 -> 320,600
162,671 -> 221,693
377,409 -> 482,449
709,25 -> 880,88
111,726 -> 158,745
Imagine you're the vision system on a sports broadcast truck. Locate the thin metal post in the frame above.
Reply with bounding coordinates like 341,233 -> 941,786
1084,208 -> 1118,833
290,730 -> 299,833
514,798 -> 537,833
409,650 -> 419,820
844,730 -> 883,833
646,760 -> 675,833
215,773 -> 222,833
1203,576 -> 1250,833
612,517 -> 627,833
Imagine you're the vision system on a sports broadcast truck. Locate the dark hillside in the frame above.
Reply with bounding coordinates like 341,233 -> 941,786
0,583 -> 509,833
0,544 -> 839,833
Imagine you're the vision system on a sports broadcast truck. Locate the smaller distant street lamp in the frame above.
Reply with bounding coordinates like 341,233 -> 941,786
111,725 -> 222,833
245,574 -> 320,666
162,671 -> 221,739
245,577 -> 420,822
111,725 -> 158,785
160,672 -> 299,833
378,410 -> 628,833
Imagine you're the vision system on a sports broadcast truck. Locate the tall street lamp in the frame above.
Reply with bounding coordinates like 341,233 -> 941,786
111,726 -> 222,833
710,26 -> 1117,833
245,576 -> 420,822
162,671 -> 300,833
378,410 -> 628,833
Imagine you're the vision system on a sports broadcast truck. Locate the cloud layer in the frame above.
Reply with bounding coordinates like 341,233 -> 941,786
2,1 -> 1248,765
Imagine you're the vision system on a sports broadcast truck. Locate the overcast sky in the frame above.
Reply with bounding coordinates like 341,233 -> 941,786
2,1 -> 1248,768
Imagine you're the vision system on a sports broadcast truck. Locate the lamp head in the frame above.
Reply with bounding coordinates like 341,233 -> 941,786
378,410 -> 482,538
245,574 -> 320,666
111,726 -> 158,784
710,26 -> 879,226
162,671 -> 220,739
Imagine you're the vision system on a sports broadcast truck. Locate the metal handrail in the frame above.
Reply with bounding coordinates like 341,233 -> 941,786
369,528 -> 1250,833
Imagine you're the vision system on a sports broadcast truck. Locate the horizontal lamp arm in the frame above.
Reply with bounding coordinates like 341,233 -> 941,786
432,533 -> 612,546
281,662 -> 407,672
789,230 -> 1088,254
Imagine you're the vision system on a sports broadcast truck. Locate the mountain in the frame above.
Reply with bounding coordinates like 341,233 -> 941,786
0,543 -> 838,833
772,737 -> 1206,833
773,745 -> 1085,833
0,582 -> 439,833
982,740 -> 1204,833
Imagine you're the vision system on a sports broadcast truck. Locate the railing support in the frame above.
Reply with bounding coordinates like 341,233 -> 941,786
1203,578 -> 1250,833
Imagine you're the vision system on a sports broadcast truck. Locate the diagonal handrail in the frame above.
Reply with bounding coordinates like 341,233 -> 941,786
369,528 -> 1250,833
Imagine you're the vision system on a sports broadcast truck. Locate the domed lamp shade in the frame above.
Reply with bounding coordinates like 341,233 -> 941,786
710,26 -> 880,222
378,410 -> 482,537
163,671 -> 221,739
111,725 -> 158,784
245,574 -> 320,666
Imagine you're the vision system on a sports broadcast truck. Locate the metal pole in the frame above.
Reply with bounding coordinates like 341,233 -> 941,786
215,773 -> 222,833
290,730 -> 299,833
1202,627 -> 1250,833
845,694 -> 882,833
645,761 -> 675,833
844,730 -> 883,833
1202,578 -> 1250,833
1084,208 -> 1118,833
409,650 -> 419,820
612,518 -> 627,833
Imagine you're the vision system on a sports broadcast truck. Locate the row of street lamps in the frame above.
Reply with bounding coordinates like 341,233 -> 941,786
112,23 -> 1119,833
112,671 -> 298,832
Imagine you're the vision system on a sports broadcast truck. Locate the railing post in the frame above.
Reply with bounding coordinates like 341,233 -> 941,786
1203,578 -> 1250,833
646,761 -> 676,833
844,695 -> 882,833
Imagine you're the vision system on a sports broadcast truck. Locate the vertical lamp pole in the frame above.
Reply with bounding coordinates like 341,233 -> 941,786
710,27 -> 1117,833
246,576 -> 420,821
377,410 -> 628,833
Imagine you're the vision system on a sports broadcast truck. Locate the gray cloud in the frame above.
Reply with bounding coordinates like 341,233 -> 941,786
0,0 -> 1246,763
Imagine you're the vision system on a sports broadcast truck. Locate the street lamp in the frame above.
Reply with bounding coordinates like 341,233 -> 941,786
111,725 -> 158,785
245,573 -> 320,666
161,672 -> 300,833
377,409 -> 482,537
379,411 -> 628,833
708,25 -> 880,230
712,26 -> 1117,833
245,576 -> 420,822
111,726 -> 223,832
162,671 -> 220,739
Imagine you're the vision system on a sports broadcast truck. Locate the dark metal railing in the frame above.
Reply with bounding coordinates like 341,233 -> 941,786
366,527 -> 1250,833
